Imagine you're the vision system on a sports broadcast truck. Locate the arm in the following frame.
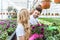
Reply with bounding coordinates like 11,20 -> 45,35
36,18 -> 41,24
19,36 -> 25,40
16,24 -> 25,40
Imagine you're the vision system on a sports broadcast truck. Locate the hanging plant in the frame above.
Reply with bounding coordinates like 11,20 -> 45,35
41,1 -> 50,9
54,0 -> 60,3
42,0 -> 51,2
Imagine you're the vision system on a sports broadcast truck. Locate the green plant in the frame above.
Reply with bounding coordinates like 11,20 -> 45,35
0,31 -> 8,40
7,27 -> 14,33
46,36 -> 56,40
7,27 -> 14,35
54,34 -> 60,40
0,26 -> 2,30
7,6 -> 13,12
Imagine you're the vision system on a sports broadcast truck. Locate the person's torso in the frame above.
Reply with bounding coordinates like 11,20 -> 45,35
29,15 -> 38,25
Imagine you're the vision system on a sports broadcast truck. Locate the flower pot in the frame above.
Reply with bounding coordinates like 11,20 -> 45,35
41,1 -> 50,9
8,32 -> 13,36
47,13 -> 50,16
46,13 -> 47,16
42,0 -> 51,2
55,13 -> 59,16
51,13 -> 54,16
6,13 -> 8,15
54,0 -> 60,3
42,13 -> 44,15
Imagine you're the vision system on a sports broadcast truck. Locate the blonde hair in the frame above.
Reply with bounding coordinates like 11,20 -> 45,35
18,9 -> 31,40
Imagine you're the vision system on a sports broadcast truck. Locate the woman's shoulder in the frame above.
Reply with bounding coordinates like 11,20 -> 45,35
17,23 -> 24,29
18,23 -> 22,26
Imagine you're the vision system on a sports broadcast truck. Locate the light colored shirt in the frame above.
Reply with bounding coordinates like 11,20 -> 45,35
29,15 -> 38,25
16,23 -> 25,40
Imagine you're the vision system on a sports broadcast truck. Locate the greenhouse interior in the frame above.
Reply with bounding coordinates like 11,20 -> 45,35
0,0 -> 60,40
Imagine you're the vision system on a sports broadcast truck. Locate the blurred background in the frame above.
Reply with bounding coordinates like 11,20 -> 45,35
0,0 -> 60,19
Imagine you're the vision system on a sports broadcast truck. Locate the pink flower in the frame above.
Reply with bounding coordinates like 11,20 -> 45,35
39,34 -> 43,38
0,22 -> 4,25
29,33 -> 39,40
37,23 -> 41,26
12,24 -> 15,28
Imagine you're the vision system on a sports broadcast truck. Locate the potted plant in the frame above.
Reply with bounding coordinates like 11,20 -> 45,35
7,27 -> 14,36
42,0 -> 51,2
41,1 -> 50,9
55,13 -> 59,16
29,23 -> 47,40
0,31 -> 8,40
54,0 -> 60,3
47,13 -> 50,16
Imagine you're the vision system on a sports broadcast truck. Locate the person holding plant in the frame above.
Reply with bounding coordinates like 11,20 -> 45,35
29,5 -> 42,25
16,9 -> 31,40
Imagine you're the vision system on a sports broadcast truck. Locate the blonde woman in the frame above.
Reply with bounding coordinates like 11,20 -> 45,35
16,9 -> 31,40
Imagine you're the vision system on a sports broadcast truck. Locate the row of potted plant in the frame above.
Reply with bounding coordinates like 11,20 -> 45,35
0,20 -> 16,40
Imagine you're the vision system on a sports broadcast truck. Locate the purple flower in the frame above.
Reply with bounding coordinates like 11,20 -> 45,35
41,28 -> 44,34
13,20 -> 16,22
41,24 -> 44,26
6,23 -> 10,29
32,26 -> 35,29
39,34 -> 43,38
0,22 -> 4,25
41,28 -> 44,31
12,24 -> 15,28
37,24 -> 41,26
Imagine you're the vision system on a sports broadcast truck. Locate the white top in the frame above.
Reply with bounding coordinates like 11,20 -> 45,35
16,23 -> 25,40
29,15 -> 38,25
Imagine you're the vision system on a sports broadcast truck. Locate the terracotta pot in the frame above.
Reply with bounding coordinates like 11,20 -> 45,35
7,13 -> 8,15
46,13 -> 47,15
42,0 -> 50,2
42,13 -> 44,15
55,13 -> 59,16
0,13 -> 2,15
54,0 -> 60,3
41,1 -> 50,9
3,13 -> 5,15
52,13 -> 54,16
46,13 -> 50,16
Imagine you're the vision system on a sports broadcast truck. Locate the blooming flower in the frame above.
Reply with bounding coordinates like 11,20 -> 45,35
0,21 -> 4,25
29,33 -> 39,40
41,24 -> 44,26
12,24 -> 15,28
6,23 -> 10,29
32,26 -> 35,29
41,28 -> 44,34
41,28 -> 44,31
39,34 -> 43,38
37,23 -> 41,26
